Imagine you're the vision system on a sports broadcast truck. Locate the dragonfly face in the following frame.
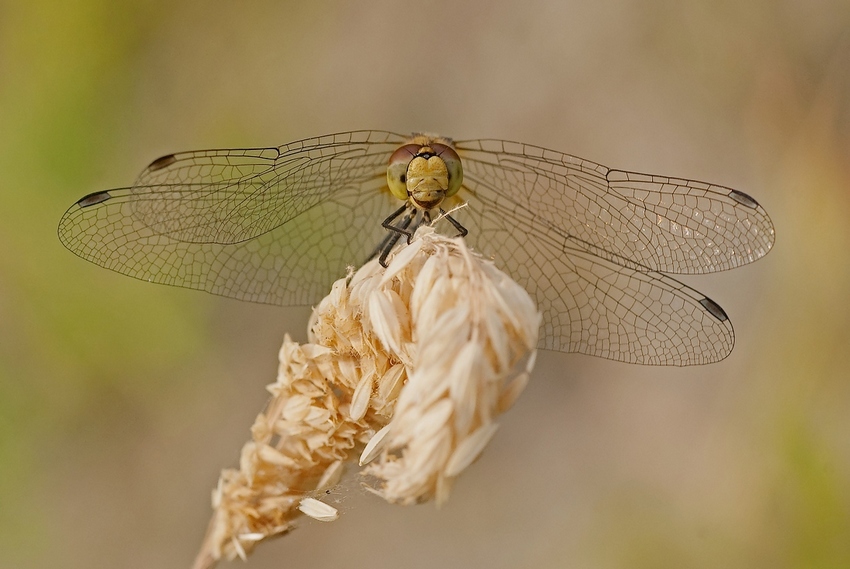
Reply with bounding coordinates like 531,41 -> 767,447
386,136 -> 464,210
58,130 -> 775,365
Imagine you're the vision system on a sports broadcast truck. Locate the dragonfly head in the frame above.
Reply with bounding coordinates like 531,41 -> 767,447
387,140 -> 463,210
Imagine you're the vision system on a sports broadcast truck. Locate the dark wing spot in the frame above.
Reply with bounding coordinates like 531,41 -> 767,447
728,189 -> 759,209
77,191 -> 112,208
699,297 -> 729,322
148,153 -> 177,171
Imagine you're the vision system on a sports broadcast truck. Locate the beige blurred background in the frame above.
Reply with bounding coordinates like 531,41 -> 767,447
1,0 -> 848,567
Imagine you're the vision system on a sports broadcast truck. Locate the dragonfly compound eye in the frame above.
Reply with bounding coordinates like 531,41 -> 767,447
387,144 -> 421,201
431,144 -> 463,197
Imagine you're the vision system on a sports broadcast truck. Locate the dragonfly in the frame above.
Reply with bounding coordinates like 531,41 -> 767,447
58,130 -> 774,366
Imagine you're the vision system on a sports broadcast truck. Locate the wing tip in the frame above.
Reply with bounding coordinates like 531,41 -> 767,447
148,153 -> 177,172
728,189 -> 760,209
699,296 -> 729,322
76,190 -> 112,208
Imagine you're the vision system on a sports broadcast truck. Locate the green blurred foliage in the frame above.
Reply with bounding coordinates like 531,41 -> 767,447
0,0 -> 207,558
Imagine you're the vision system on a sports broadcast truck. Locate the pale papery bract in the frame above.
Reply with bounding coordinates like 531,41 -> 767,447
193,227 -> 540,569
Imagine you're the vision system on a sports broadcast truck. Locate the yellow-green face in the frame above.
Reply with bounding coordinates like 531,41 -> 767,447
386,136 -> 463,210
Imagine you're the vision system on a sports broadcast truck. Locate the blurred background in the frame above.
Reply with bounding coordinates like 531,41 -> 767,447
1,0 -> 849,567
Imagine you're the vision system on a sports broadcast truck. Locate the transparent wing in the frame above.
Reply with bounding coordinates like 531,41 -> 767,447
446,204 -> 734,364
454,139 -> 775,274
448,137 -> 775,364
58,130 -> 408,304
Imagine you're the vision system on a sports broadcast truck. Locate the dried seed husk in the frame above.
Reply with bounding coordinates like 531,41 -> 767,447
298,498 -> 339,522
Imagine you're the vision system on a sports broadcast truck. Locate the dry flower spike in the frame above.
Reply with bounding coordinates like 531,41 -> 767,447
193,227 -> 540,569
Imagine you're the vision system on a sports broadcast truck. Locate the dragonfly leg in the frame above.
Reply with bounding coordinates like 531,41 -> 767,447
377,232 -> 404,267
378,208 -> 417,267
381,203 -> 407,226
367,204 -> 419,267
381,204 -> 416,240
440,209 -> 469,238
